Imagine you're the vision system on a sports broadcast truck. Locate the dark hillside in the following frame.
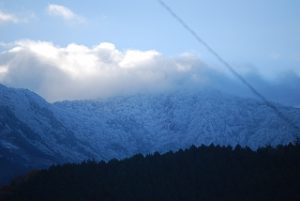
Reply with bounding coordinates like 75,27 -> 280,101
1,144 -> 300,201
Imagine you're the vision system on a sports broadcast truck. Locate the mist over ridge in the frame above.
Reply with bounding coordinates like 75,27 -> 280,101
0,40 -> 299,107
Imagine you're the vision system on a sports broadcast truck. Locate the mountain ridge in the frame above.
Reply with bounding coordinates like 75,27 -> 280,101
1,84 -> 300,185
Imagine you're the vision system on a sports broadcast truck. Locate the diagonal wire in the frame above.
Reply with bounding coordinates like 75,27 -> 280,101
158,0 -> 300,137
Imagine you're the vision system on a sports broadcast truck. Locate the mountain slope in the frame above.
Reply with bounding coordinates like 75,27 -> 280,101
55,89 -> 300,156
1,84 -> 300,184
2,144 -> 300,201
0,84 -> 97,184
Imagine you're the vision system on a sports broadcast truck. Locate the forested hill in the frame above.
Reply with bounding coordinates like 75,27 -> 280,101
1,144 -> 300,201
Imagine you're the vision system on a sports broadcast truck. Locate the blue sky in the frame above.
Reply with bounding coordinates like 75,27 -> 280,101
0,0 -> 300,105
1,0 -> 299,58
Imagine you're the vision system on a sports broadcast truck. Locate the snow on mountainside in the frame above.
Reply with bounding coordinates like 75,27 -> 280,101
55,89 -> 300,158
0,84 -> 96,161
1,84 -> 300,184
0,84 -> 98,184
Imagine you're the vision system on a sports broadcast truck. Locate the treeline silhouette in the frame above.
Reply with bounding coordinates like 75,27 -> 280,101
1,144 -> 300,201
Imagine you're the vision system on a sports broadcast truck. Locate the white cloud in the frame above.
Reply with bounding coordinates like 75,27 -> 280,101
0,40 -> 299,107
0,11 -> 19,24
119,50 -> 160,68
0,40 -> 204,101
0,65 -> 8,73
47,4 -> 85,23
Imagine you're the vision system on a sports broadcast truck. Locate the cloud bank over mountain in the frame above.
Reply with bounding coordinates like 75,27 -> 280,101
0,40 -> 299,106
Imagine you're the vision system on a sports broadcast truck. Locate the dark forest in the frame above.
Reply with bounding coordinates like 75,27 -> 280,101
1,143 -> 300,201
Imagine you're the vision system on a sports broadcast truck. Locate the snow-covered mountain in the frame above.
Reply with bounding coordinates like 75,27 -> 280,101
1,84 -> 300,184
55,89 -> 300,156
0,84 -> 97,184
